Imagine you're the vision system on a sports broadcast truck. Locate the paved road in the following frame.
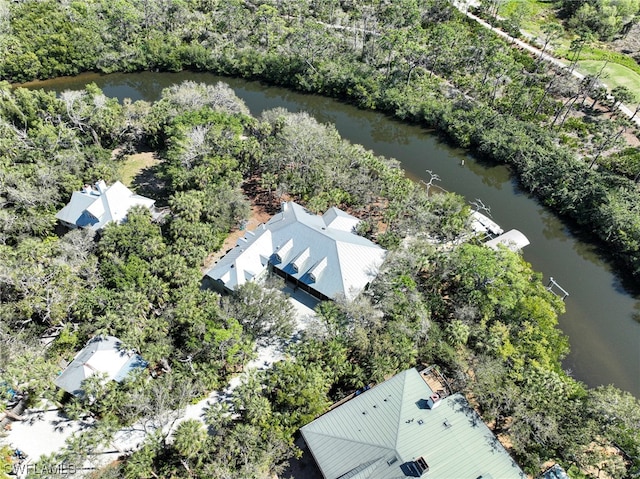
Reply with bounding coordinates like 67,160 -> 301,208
452,1 -> 640,127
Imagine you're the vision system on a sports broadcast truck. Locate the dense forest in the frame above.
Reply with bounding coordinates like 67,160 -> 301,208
1,0 -> 639,283
0,78 -> 637,478
0,0 -> 639,478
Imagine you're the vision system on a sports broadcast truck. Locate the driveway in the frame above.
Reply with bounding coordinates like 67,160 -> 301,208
2,286 -> 319,477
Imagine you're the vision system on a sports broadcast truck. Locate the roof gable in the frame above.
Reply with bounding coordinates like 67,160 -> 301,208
55,191 -> 99,227
322,206 -> 360,232
301,369 -> 526,479
206,202 -> 386,300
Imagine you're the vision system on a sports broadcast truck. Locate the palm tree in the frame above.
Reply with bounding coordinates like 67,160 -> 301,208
173,419 -> 207,475
447,319 -> 470,347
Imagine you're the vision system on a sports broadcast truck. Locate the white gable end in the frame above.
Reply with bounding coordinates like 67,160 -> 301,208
205,202 -> 386,301
56,181 -> 156,231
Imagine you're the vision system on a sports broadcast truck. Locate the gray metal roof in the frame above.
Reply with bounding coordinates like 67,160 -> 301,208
206,202 -> 387,300
54,336 -> 146,396
300,368 -> 526,479
56,181 -> 155,230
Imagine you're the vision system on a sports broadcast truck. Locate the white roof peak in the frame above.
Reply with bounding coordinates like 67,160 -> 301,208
206,202 -> 386,300
56,181 -> 155,231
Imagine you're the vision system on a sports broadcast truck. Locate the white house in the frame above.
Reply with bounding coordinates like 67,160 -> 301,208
54,336 -> 147,397
56,180 -> 156,231
205,202 -> 387,301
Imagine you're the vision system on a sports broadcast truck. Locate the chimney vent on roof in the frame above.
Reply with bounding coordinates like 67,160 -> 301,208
426,393 -> 441,409
414,457 -> 429,476
95,180 -> 107,194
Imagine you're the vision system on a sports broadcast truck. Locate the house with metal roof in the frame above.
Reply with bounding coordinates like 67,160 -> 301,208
56,180 -> 156,231
205,202 -> 387,301
54,336 -> 147,397
300,368 -> 526,479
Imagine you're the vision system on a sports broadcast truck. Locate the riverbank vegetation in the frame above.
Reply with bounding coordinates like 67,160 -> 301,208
3,0 -> 640,284
0,78 -> 638,478
0,0 -> 639,477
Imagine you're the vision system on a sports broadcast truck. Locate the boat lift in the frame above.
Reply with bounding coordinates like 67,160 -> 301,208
547,277 -> 569,300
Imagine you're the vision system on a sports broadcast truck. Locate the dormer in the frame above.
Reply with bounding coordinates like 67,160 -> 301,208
308,257 -> 327,282
275,238 -> 293,263
291,247 -> 310,273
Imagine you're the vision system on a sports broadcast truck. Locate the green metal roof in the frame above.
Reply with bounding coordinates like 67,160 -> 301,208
300,368 -> 526,479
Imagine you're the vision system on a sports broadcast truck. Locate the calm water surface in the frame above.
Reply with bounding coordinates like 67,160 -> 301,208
27,71 -> 640,396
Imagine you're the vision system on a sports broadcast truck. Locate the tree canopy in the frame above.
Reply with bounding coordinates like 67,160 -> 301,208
0,1 -> 638,477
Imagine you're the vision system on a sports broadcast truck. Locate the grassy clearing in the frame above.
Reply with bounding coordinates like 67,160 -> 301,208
499,1 -> 640,70
578,60 -> 640,107
118,151 -> 159,187
497,1 -> 640,108
575,47 -> 640,76
499,0 -> 558,39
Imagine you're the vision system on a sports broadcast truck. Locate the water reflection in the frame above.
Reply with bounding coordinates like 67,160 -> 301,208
463,157 -> 511,190
369,116 -> 414,145
24,71 -> 640,396
538,209 -> 568,242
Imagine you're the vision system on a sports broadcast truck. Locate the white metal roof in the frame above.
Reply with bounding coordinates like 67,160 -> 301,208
206,202 -> 386,300
54,336 -> 146,396
56,181 -> 155,230
322,207 -> 361,232
485,229 -> 530,252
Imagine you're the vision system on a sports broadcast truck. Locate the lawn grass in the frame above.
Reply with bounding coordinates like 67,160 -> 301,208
576,46 -> 640,76
496,1 -> 640,108
118,152 -> 159,187
577,60 -> 640,107
499,0 -> 552,34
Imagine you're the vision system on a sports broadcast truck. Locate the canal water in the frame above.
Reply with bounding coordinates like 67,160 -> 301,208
26,71 -> 640,396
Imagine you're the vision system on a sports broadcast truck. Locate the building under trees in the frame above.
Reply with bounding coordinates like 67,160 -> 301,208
206,201 -> 387,302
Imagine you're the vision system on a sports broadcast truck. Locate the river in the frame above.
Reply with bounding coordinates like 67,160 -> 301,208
25,71 -> 640,397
